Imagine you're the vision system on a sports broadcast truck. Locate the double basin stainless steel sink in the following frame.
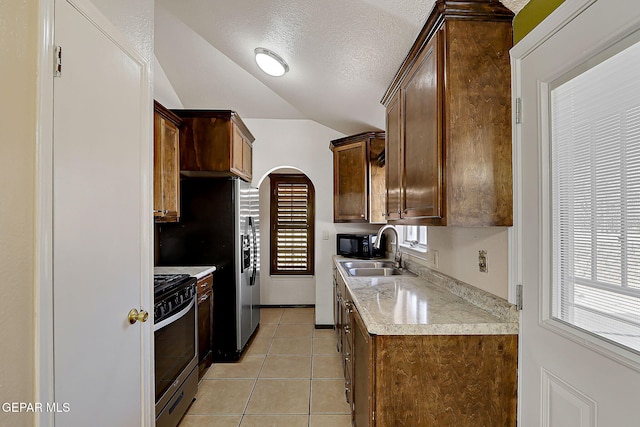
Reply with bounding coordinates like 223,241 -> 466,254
340,260 -> 416,277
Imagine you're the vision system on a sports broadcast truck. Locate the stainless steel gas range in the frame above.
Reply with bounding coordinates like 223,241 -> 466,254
153,274 -> 198,427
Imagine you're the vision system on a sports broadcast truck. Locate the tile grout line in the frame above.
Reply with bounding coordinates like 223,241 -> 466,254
309,325 -> 315,426
237,313 -> 280,426
182,308 -> 335,426
238,340 -> 269,426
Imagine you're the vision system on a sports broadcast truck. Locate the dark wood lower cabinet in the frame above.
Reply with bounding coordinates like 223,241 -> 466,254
353,309 -> 373,427
197,274 -> 214,379
340,294 -> 518,426
373,334 -> 517,426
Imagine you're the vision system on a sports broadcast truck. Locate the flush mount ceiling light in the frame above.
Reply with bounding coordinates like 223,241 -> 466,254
254,47 -> 289,77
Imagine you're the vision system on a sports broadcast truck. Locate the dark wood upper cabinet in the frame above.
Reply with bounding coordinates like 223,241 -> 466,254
385,92 -> 402,221
173,110 -> 255,182
153,101 -> 182,222
381,0 -> 514,226
402,32 -> 442,220
331,131 -> 386,223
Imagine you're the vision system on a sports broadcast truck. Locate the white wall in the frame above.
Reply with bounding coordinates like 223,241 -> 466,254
247,118 -> 347,325
153,55 -> 183,108
0,1 -> 37,425
90,0 -> 154,60
402,227 -> 510,300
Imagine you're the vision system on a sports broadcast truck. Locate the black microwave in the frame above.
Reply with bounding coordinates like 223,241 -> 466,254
336,233 -> 385,259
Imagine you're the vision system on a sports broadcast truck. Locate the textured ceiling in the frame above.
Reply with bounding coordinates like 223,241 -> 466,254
155,0 -> 531,135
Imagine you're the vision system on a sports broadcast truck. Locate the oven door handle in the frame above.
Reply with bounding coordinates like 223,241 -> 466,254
154,297 -> 195,332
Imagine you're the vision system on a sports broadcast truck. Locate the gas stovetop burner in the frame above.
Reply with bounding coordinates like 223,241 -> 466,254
154,274 -> 192,298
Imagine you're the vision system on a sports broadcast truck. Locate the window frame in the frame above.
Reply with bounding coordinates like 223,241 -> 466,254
269,173 -> 315,276
399,225 -> 428,252
544,30 -> 640,360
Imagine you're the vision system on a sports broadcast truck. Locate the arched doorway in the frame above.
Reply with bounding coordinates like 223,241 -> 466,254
258,167 -> 316,305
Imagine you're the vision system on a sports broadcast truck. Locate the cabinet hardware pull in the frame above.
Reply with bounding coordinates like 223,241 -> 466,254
199,294 -> 209,303
344,325 -> 351,334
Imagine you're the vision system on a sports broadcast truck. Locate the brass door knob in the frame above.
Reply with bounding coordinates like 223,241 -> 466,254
128,308 -> 149,324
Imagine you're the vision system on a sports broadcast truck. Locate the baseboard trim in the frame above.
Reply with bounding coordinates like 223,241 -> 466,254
314,324 -> 335,330
258,304 -> 315,308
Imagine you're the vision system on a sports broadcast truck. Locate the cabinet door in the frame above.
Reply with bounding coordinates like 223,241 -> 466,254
197,289 -> 213,379
402,31 -> 443,220
197,274 -> 213,378
154,108 -> 180,221
385,91 -> 402,220
231,125 -> 244,176
334,141 -> 368,222
334,275 -> 343,353
344,308 -> 354,410
343,292 -> 355,409
353,309 -> 373,426
368,138 -> 387,224
153,113 -> 164,217
242,139 -> 252,181
231,124 -> 252,181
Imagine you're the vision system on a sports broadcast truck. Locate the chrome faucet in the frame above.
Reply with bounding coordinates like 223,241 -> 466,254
373,224 -> 402,269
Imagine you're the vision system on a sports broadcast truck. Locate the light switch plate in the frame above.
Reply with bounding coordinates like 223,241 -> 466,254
322,230 -> 329,240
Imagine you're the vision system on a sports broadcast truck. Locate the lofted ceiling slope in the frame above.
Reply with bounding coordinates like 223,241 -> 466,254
155,0 -> 530,135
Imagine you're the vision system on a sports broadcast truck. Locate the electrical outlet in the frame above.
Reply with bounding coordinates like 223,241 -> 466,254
479,250 -> 488,273
427,250 -> 439,268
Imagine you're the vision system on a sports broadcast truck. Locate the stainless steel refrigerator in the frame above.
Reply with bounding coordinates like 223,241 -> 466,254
156,177 -> 260,361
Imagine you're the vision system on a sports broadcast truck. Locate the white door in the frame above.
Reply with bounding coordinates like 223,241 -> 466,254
514,0 -> 640,425
53,0 -> 152,425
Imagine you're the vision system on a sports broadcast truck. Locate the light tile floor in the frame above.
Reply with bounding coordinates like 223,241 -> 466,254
179,307 -> 352,427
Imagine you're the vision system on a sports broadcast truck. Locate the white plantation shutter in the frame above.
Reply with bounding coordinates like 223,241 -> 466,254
551,36 -> 640,353
270,174 -> 315,275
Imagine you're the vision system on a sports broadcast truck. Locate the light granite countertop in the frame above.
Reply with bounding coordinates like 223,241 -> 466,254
334,256 -> 518,336
154,266 -> 216,279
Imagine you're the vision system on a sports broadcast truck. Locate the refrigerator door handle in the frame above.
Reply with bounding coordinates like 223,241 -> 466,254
248,217 -> 257,287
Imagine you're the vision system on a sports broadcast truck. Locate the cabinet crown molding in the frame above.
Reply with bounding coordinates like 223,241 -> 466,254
173,109 -> 255,143
154,100 -> 182,125
329,131 -> 385,151
381,0 -> 514,106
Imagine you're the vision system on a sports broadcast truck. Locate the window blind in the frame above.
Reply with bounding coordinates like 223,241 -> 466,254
270,174 -> 315,275
551,37 -> 640,353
